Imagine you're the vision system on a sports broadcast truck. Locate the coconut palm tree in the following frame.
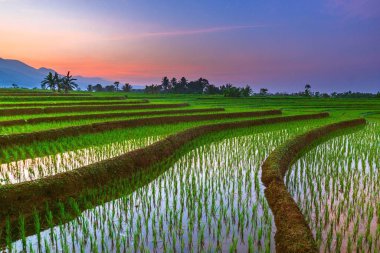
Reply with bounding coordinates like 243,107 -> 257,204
305,84 -> 311,96
53,72 -> 63,92
61,71 -> 78,93
41,72 -> 56,91
122,83 -> 132,92
114,81 -> 120,91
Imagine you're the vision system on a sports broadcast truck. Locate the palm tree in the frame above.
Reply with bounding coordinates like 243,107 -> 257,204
61,71 -> 78,93
161,76 -> 170,91
41,72 -> 56,91
53,72 -> 63,92
122,83 -> 132,92
114,81 -> 120,91
260,88 -> 268,95
304,84 -> 311,96
241,85 -> 252,97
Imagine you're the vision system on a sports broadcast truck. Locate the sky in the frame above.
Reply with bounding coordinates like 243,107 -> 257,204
1,0 -> 380,92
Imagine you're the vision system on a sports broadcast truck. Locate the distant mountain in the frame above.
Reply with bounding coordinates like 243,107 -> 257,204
0,58 -> 110,89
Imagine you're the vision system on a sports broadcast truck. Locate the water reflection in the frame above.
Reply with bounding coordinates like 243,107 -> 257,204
0,136 -> 161,185
10,128 -> 310,253
287,122 -> 380,252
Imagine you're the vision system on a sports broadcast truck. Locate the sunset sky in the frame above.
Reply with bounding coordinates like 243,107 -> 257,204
1,0 -> 379,92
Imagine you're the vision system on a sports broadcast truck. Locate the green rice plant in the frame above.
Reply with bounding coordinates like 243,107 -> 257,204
4,117 -> 351,252
248,234 -> 254,253
286,122 -> 380,252
5,217 -> 12,252
229,235 -> 238,253
19,215 -> 26,252
33,210 -> 41,251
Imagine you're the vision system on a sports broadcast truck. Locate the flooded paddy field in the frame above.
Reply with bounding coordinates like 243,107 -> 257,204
1,91 -> 379,253
0,137 -> 161,185
7,122 -> 327,253
286,122 -> 380,252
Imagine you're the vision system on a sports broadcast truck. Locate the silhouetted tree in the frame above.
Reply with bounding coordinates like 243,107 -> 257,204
122,83 -> 132,92
204,84 -> 221,94
61,71 -> 78,93
260,88 -> 268,95
221,83 -> 241,97
170,78 -> 177,93
241,85 -> 252,97
173,77 -> 188,93
161,76 -> 170,92
145,84 -> 162,94
87,84 -> 93,92
321,93 -> 330,98
114,81 -> 120,91
304,84 -> 311,96
220,83 -> 232,94
104,85 -> 115,92
94,83 -> 103,92
187,78 -> 208,94
41,72 -> 57,91
54,72 -> 62,92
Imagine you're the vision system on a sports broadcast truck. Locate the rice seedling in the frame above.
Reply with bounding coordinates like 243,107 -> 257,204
0,136 -> 161,184
3,119 -> 334,252
2,91 -> 379,253
286,122 -> 380,252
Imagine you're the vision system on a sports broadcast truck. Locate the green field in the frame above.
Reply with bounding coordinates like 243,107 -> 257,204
0,90 -> 378,252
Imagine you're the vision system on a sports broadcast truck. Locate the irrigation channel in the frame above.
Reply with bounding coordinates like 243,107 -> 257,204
286,122 -> 380,252
3,119 -> 347,253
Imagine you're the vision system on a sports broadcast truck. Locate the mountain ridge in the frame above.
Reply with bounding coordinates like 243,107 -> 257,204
0,58 -> 110,89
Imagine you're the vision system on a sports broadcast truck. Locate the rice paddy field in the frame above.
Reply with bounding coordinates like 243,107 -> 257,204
0,89 -> 379,253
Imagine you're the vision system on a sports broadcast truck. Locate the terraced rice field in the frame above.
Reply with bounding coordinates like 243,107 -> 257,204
287,122 -> 380,252
0,90 -> 379,252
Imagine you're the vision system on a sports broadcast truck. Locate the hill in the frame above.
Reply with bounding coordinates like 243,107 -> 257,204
0,58 -> 110,89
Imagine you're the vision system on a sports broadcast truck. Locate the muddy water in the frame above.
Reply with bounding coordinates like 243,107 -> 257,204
286,122 -> 380,252
0,136 -> 161,185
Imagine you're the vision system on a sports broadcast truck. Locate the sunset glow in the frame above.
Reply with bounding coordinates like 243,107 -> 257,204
1,0 -> 379,92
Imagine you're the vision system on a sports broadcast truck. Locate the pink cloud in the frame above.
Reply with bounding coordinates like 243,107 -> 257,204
326,0 -> 380,18
106,25 -> 267,41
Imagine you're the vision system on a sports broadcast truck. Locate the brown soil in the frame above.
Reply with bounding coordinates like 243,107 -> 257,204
0,93 -> 92,96
261,118 -> 366,253
0,99 -> 149,108
0,96 -> 127,101
0,108 -> 225,127
0,110 -> 281,147
0,112 -> 328,221
0,103 -> 189,116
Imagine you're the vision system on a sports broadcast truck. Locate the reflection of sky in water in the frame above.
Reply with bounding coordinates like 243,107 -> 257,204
12,128 -> 310,253
0,137 -> 161,185
287,122 -> 380,252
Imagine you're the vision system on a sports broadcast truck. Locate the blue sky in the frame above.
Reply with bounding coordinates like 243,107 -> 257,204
1,0 -> 379,92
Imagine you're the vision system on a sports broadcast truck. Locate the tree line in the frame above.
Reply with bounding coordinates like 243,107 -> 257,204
145,77 -> 253,97
282,84 -> 380,98
41,72 -> 78,93
40,71 -> 379,98
87,82 -> 132,92
146,79 -> 380,98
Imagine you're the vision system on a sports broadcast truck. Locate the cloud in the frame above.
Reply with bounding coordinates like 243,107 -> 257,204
138,25 -> 266,37
326,0 -> 380,19
107,25 -> 267,41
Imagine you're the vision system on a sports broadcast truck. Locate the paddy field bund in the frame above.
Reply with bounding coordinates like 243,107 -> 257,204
0,90 -> 378,252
